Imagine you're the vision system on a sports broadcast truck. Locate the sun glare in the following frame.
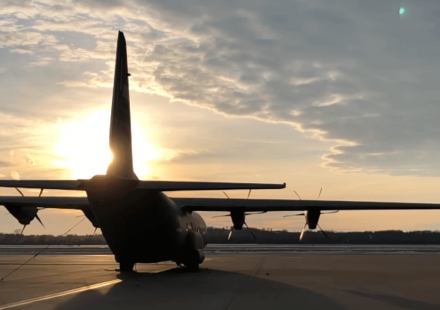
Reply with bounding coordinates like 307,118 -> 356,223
54,110 -> 164,179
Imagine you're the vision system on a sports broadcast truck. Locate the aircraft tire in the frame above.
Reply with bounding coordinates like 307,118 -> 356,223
183,249 -> 201,271
185,262 -> 199,271
119,261 -> 135,272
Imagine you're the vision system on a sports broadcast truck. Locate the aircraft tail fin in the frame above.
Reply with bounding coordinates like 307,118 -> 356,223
106,31 -> 138,180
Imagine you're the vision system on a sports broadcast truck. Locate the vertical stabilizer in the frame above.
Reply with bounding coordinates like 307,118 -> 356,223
106,31 -> 138,180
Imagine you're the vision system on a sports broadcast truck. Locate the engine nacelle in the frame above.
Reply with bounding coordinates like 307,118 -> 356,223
82,208 -> 99,228
305,209 -> 321,229
4,204 -> 38,225
230,210 -> 245,230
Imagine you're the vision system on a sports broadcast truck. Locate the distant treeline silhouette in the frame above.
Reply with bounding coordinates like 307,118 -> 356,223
2,227 -> 440,245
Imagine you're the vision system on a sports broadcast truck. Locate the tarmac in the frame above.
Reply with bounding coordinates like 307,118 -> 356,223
0,246 -> 440,309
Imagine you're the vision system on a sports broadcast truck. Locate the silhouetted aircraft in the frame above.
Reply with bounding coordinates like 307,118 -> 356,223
1,32 -> 440,271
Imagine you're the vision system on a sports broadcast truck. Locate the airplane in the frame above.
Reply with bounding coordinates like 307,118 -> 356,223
1,31 -> 440,272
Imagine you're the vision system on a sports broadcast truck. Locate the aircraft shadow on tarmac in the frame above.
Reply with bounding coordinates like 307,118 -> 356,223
344,290 -> 439,310
51,267 -> 348,310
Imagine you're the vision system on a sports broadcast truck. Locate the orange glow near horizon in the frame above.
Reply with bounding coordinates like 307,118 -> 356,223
53,110 -> 166,179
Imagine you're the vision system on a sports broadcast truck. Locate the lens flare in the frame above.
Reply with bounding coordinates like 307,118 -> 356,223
399,7 -> 405,15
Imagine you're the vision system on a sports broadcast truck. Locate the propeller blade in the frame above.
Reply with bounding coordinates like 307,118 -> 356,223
283,213 -> 305,217
244,211 -> 267,216
294,191 -> 302,200
20,225 -> 26,236
35,214 -> 45,229
93,227 -> 98,236
223,191 -> 230,199
317,224 -> 329,239
299,223 -> 307,241
15,188 -> 24,197
228,230 -> 233,240
38,188 -> 44,197
322,210 -> 339,214
244,222 -> 257,239
246,189 -> 252,199
317,187 -> 322,199
212,214 -> 230,218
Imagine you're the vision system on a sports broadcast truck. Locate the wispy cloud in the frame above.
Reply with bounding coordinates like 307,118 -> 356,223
1,0 -> 440,178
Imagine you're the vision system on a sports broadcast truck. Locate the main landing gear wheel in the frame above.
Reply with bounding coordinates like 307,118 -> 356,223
183,249 -> 201,271
185,263 -> 199,271
119,261 -> 135,272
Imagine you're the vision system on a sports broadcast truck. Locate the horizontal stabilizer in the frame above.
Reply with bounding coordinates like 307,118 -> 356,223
0,180 -> 83,190
137,181 -> 286,191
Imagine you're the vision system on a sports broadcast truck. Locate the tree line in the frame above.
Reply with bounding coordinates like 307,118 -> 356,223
2,227 -> 440,245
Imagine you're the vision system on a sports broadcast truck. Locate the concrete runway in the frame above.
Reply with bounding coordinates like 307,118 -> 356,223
0,250 -> 440,309
2,244 -> 440,255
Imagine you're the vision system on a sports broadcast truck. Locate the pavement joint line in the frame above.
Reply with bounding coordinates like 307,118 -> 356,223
0,279 -> 122,310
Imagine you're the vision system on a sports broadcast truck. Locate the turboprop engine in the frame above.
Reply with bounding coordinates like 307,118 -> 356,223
213,209 -> 258,240
4,204 -> 45,234
284,209 -> 338,240
284,189 -> 338,240
231,210 -> 245,230
4,204 -> 38,225
305,210 -> 320,229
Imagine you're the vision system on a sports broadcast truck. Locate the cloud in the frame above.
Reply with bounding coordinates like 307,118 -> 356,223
1,0 -> 440,176
10,48 -> 33,54
10,170 -> 19,180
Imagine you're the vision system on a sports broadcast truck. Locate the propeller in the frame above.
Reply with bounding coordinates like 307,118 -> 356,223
284,188 -> 336,241
244,222 -> 257,239
35,214 -> 45,229
20,225 -> 27,236
216,190 -> 258,240
317,224 -> 328,238
228,230 -> 233,240
14,187 -> 46,231
299,223 -> 307,241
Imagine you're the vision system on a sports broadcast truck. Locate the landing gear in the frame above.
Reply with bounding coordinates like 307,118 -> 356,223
119,261 -> 135,272
179,249 -> 203,271
185,262 -> 199,271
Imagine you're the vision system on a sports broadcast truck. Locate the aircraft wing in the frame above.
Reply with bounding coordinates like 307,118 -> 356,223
2,195 -> 440,212
0,179 -> 285,192
173,198 -> 440,212
0,180 -> 83,190
0,196 -> 89,210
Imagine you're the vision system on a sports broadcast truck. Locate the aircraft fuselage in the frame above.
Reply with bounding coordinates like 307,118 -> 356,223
83,176 -> 207,265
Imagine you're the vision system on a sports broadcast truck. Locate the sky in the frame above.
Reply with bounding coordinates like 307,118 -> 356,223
1,0 -> 440,235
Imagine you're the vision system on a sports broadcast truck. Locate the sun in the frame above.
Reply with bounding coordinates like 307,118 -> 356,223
53,110 -> 163,179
